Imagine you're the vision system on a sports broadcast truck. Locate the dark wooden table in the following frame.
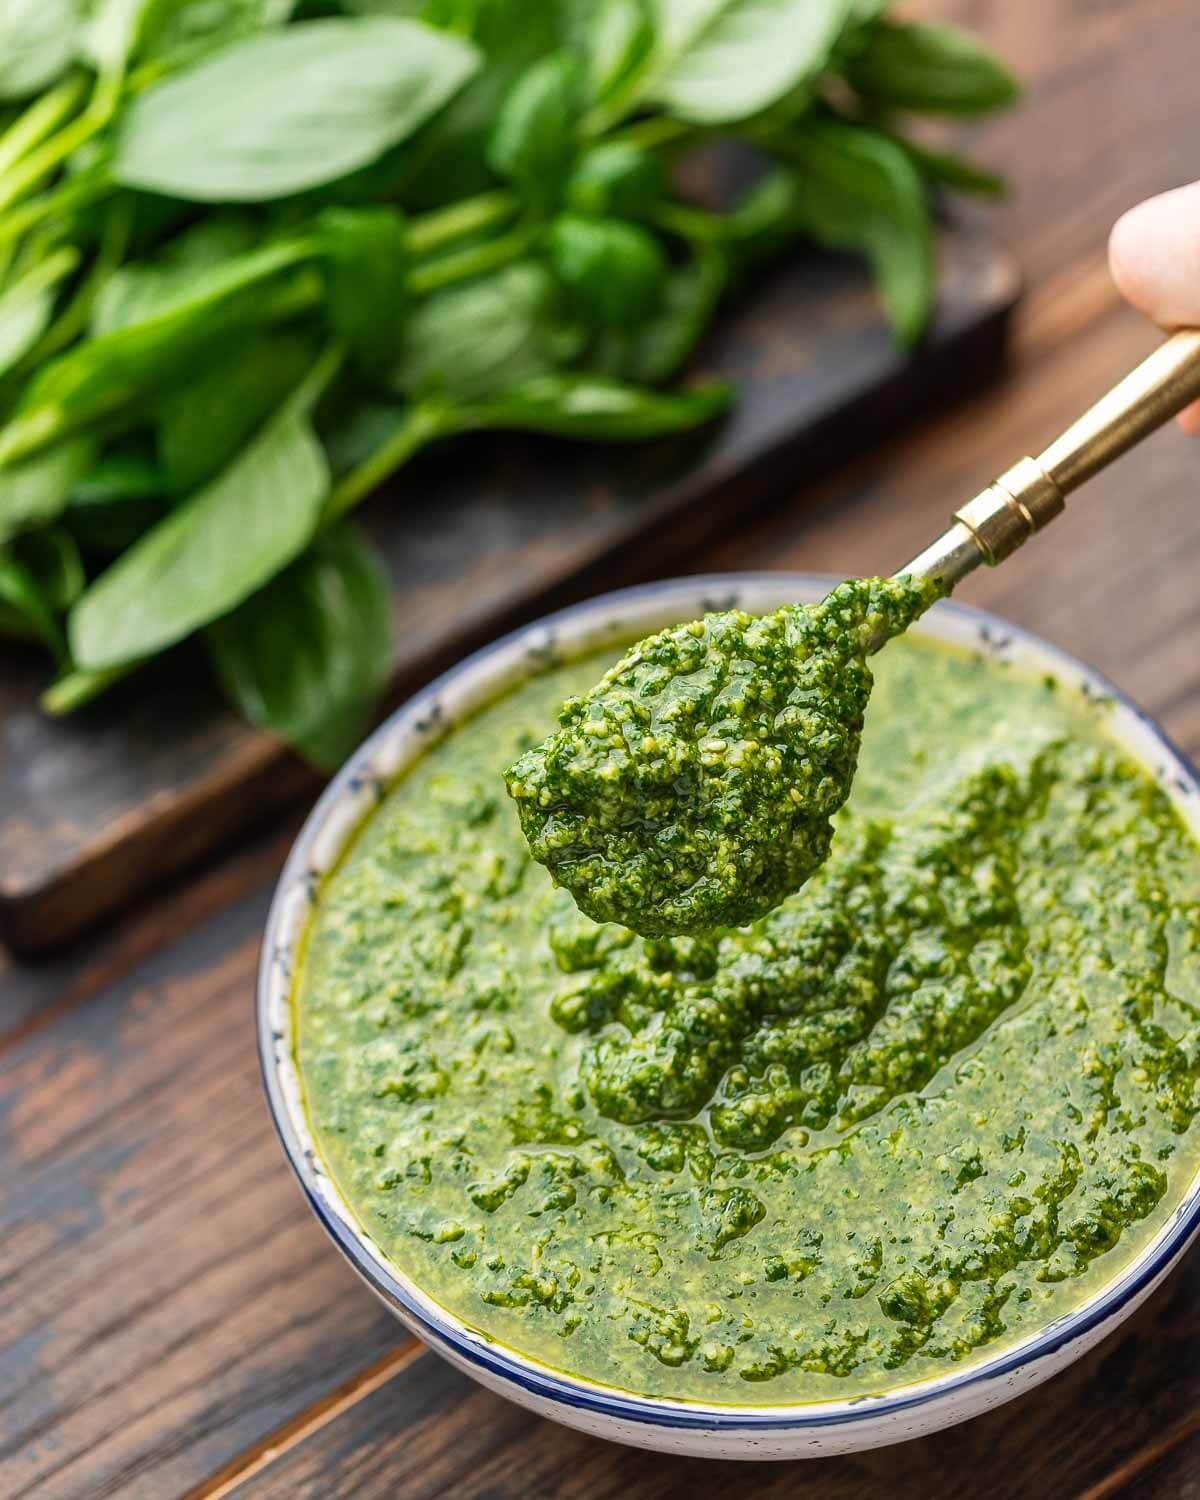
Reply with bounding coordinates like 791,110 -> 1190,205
4,2 -> 1200,1495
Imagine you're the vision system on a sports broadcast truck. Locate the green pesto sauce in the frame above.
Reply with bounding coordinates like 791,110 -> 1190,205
295,632 -> 1200,1404
505,576 -> 943,936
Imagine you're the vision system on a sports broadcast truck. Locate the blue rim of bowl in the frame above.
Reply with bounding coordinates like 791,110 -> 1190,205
258,572 -> 1200,1432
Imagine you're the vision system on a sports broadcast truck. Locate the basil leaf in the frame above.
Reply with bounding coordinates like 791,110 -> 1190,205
341,0 -> 426,12
42,662 -> 140,715
90,215 -> 261,335
467,0 -> 564,56
112,18 -> 481,201
71,449 -> 164,506
0,439 -> 96,544
70,348 -> 338,669
317,206 -> 408,376
895,136 -> 1005,198
67,449 -> 165,552
648,0 -> 854,124
463,372 -> 730,440
392,260 -> 584,403
650,0 -> 725,54
3,240 -> 312,461
0,547 -> 67,660
386,0 -> 567,209
0,248 -> 79,378
84,0 -> 278,85
156,328 -> 319,492
725,167 -> 807,262
17,525 -> 85,611
207,522 -> 392,770
83,0 -> 157,79
831,0 -> 886,62
0,283 -> 54,380
137,0 -> 296,69
0,526 -> 84,660
763,119 -> 933,345
613,245 -> 727,383
564,142 -> 664,220
549,214 -> 667,326
321,399 -> 410,475
487,51 -> 581,212
845,21 -> 1020,116
392,73 -> 509,208
561,0 -> 653,106
0,0 -> 81,100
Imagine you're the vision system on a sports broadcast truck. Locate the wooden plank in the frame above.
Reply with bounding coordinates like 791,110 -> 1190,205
221,1245 -> 1200,1500
0,222 -> 1019,954
0,888 -> 406,1500
0,811 -> 302,1044
1088,1428 -> 1200,1500
1080,1416 -> 1200,1500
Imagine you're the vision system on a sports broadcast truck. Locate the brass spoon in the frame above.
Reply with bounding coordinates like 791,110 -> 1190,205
902,329 -> 1200,588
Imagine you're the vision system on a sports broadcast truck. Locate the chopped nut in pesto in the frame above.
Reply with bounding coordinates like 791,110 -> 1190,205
504,575 -> 942,935
294,633 -> 1200,1404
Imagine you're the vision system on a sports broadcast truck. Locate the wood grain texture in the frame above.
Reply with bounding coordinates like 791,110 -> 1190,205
4,0 -> 1200,1497
0,811 -> 302,1043
1101,1430 -> 1200,1500
0,887 -> 405,1500
0,223 -> 1018,954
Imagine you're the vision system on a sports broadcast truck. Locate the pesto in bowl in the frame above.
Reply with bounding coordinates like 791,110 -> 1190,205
288,596 -> 1200,1410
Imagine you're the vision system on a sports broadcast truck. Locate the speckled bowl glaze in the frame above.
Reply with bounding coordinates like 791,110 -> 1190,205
259,574 -> 1200,1460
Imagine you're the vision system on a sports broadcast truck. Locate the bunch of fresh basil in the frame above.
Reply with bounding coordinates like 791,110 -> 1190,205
0,0 -> 1017,767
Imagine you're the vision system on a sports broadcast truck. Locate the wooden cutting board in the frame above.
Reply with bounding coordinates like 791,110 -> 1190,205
0,219 -> 1019,952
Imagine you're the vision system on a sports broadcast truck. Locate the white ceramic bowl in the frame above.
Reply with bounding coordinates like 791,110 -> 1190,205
259,574 -> 1200,1460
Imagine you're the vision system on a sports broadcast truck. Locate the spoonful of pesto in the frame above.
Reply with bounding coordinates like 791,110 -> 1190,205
506,329 -> 1200,936
505,575 -> 939,934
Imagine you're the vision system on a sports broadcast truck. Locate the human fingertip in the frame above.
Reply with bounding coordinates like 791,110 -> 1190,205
1176,401 -> 1200,438
1107,181 -> 1200,327
1108,201 -> 1157,314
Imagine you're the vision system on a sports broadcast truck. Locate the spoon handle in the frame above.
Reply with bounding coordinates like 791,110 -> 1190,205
902,327 -> 1200,588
